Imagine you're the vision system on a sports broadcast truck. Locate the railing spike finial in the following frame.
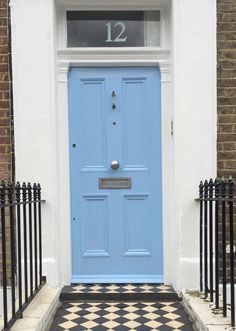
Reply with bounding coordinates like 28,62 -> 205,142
209,178 -> 214,191
22,182 -> 27,203
199,181 -> 204,199
37,183 -> 41,200
7,181 -> 14,202
27,182 -> 32,199
215,178 -> 220,192
15,181 -> 21,201
33,183 -> 37,199
0,180 -> 6,204
204,180 -> 209,195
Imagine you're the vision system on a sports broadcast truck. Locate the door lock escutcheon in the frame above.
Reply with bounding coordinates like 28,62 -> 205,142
112,91 -> 116,109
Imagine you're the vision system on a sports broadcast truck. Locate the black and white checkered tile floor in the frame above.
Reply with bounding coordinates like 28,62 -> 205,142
50,284 -> 193,330
60,284 -> 179,302
68,284 -> 174,294
50,301 -> 194,331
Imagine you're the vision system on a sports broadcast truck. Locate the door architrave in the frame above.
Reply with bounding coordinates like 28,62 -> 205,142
56,2 -> 172,286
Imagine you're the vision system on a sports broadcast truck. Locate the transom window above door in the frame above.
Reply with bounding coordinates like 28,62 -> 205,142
66,11 -> 161,47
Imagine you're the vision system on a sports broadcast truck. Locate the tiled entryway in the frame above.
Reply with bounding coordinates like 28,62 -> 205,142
50,285 -> 194,331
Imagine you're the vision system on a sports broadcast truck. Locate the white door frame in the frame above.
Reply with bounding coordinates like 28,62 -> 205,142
57,50 -> 172,285
56,1 -> 172,285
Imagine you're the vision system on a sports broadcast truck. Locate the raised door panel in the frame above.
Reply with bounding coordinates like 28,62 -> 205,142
79,78 -> 107,171
122,77 -> 150,170
81,195 -> 109,257
123,194 -> 151,257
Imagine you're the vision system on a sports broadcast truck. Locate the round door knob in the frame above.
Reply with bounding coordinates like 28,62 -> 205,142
111,160 -> 119,170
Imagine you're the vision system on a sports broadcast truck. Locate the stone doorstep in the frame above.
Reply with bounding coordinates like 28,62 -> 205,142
181,290 -> 234,331
0,285 -> 61,331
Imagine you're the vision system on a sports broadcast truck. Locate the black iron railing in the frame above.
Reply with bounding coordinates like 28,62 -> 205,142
199,177 -> 235,327
0,181 -> 45,330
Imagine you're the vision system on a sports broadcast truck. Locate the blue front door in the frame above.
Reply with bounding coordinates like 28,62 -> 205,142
69,67 -> 163,283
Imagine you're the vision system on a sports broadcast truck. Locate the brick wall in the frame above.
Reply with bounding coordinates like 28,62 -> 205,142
217,0 -> 236,280
0,0 -> 12,182
0,0 -> 12,285
218,0 -> 236,178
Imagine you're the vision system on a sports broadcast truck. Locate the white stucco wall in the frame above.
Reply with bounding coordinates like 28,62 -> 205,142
10,0 -> 217,290
171,0 -> 217,290
10,0 -> 59,285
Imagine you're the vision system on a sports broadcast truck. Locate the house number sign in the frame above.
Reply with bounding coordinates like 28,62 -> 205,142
67,11 -> 147,47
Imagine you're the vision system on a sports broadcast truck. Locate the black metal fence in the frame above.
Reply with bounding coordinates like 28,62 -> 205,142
199,177 -> 235,327
0,181 -> 45,330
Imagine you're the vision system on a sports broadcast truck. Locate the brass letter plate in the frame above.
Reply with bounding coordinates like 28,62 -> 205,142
99,178 -> 132,189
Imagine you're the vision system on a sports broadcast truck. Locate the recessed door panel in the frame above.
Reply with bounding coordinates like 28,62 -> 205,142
69,67 -> 162,283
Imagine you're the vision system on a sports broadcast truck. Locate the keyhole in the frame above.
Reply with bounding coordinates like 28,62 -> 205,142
72,144 -> 76,148
113,122 -> 116,125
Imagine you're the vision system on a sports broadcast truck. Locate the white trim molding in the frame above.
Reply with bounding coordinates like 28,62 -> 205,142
58,49 -> 171,68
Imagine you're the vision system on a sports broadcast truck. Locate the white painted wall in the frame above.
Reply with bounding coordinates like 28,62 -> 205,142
171,0 -> 217,290
10,0 -> 59,285
10,0 -> 217,290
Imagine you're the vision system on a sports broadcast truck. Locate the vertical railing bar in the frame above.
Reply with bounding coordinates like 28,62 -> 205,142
228,178 -> 235,327
199,181 -> 204,292
214,178 -> 220,309
222,179 -> 227,317
16,182 -> 22,311
8,182 -> 16,318
1,181 -> 8,328
37,184 -> 42,285
33,184 -> 38,290
204,180 -> 209,298
27,183 -> 33,297
209,179 -> 214,302
22,182 -> 28,302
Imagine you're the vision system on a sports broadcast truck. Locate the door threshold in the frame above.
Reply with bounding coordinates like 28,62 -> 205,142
71,275 -> 163,284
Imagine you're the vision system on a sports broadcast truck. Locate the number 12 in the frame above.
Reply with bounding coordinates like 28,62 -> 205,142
105,22 -> 127,43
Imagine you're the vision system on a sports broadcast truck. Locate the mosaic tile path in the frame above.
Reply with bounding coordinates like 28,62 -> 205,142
60,284 -> 179,302
68,284 -> 175,294
50,301 -> 194,331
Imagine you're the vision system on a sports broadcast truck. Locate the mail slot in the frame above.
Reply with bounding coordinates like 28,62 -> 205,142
99,178 -> 132,189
